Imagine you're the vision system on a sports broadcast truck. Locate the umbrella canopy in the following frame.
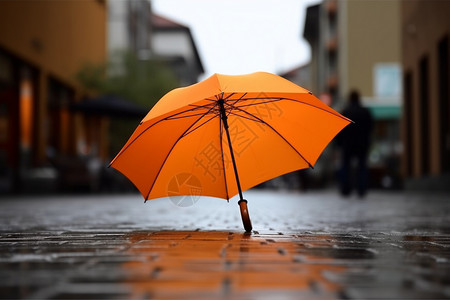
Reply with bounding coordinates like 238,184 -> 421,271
110,72 -> 351,231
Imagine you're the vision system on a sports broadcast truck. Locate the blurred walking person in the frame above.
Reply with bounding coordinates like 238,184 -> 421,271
337,90 -> 374,197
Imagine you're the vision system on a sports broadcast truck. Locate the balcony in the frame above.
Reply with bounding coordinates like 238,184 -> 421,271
327,74 -> 338,91
326,36 -> 338,54
326,0 -> 337,18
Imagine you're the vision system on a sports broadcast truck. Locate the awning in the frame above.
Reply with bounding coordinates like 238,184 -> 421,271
367,105 -> 401,120
70,95 -> 148,119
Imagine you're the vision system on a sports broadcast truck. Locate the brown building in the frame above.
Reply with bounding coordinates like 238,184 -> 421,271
401,0 -> 450,188
0,1 -> 107,192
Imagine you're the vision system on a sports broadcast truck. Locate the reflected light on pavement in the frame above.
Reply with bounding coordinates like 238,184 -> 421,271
122,231 -> 345,299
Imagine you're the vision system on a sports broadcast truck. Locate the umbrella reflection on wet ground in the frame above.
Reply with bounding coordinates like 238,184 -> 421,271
122,231 -> 345,299
1,190 -> 450,299
3,229 -> 449,299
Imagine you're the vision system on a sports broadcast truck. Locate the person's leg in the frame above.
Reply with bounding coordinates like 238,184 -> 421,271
357,151 -> 369,197
340,150 -> 352,196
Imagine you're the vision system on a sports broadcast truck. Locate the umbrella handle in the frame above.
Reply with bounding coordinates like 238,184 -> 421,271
238,199 -> 252,232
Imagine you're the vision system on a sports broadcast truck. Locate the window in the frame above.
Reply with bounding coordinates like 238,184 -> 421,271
438,35 -> 450,172
419,56 -> 429,175
403,71 -> 413,176
46,78 -> 74,158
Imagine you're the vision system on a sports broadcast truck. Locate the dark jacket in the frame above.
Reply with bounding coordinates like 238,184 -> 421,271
339,103 -> 374,154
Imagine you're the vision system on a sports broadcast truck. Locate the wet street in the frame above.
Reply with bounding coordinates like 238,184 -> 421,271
1,189 -> 450,299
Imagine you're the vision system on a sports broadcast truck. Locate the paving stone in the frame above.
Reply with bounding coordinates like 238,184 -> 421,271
0,190 -> 450,299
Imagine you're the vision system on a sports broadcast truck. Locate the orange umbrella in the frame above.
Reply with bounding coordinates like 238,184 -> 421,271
110,72 -> 351,232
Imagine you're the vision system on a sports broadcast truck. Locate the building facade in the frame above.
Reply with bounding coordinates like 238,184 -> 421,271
304,0 -> 402,110
107,0 -> 152,62
107,1 -> 204,85
401,0 -> 450,188
304,0 -> 403,189
0,1 -> 107,193
151,14 -> 204,86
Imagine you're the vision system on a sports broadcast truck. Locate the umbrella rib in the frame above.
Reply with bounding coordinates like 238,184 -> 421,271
182,113 -> 220,137
226,110 -> 265,123
145,104 -> 219,200
188,103 -> 217,109
232,96 -> 351,122
166,111 -> 214,120
226,93 -> 248,117
224,92 -> 236,100
159,104 -> 215,120
227,104 -> 314,169
234,98 -> 284,108
219,116 -> 230,200
109,105 -> 217,166
233,92 -> 248,104
224,96 -> 283,106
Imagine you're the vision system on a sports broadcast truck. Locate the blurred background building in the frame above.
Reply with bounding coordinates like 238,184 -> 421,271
401,0 -> 450,190
0,0 -> 448,195
107,0 -> 203,85
107,0 -> 152,65
0,0 -> 203,194
0,0 -> 108,193
297,0 -> 403,190
151,14 -> 204,86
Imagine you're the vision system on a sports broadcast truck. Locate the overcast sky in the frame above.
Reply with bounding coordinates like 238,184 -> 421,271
152,0 -> 322,79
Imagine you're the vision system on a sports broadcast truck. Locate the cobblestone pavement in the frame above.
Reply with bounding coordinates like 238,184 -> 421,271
1,189 -> 450,299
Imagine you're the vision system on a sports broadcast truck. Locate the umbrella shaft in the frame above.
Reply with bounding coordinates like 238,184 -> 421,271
218,99 -> 244,201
